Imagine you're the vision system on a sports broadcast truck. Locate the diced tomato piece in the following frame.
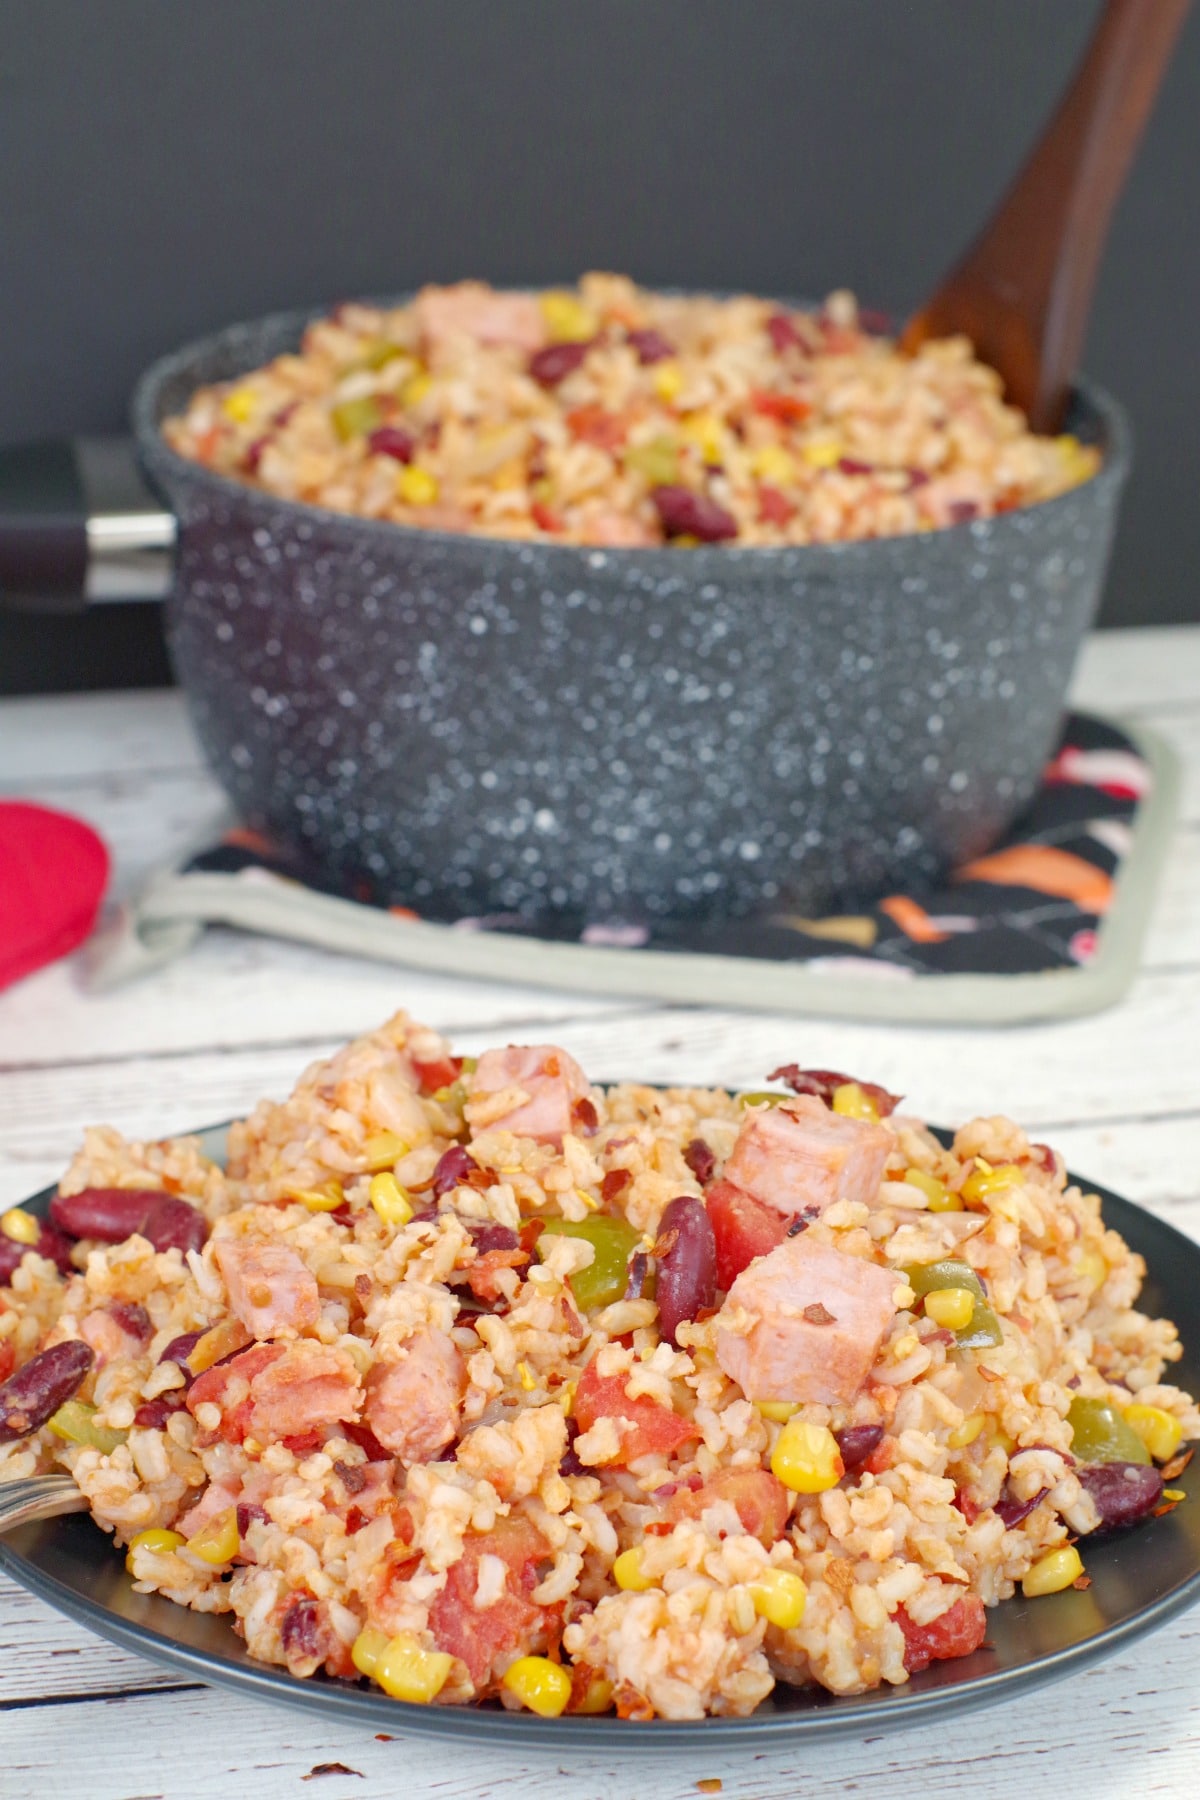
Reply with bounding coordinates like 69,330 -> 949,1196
186,1343 -> 285,1444
573,1357 -> 699,1464
531,500 -> 565,533
664,1467 -> 790,1546
412,1054 -> 463,1095
0,1339 -> 14,1382
566,404 -> 629,452
428,1516 -> 551,1689
896,1595 -> 987,1672
705,1179 -> 790,1290
757,483 -> 795,526
749,391 -> 811,423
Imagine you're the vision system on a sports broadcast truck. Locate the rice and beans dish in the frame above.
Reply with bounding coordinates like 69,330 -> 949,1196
1,1013 -> 1194,1720
164,276 -> 1100,547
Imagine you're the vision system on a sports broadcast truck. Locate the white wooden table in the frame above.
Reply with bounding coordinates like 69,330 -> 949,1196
1,624 -> 1198,1800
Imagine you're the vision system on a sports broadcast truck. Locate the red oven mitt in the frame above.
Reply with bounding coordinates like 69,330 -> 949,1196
0,802 -> 110,991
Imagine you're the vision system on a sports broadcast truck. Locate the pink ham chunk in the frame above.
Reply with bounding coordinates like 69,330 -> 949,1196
245,1341 -> 361,1441
470,1044 -> 593,1146
414,283 -> 545,360
214,1237 -> 320,1338
724,1096 -> 891,1219
364,1326 -> 466,1463
716,1233 -> 898,1405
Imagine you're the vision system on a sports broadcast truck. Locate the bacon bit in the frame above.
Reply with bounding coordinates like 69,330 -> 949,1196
559,1293 -> 585,1338
518,1217 -> 546,1256
786,1205 -> 821,1238
572,1096 -> 600,1136
614,1682 -> 655,1722
953,1488 -> 983,1525
825,1557 -> 856,1599
1162,1447 -> 1194,1482
802,1303 -> 835,1325
683,1139 -> 717,1185
601,1168 -> 632,1203
1072,1573 -> 1093,1590
768,1064 -> 901,1117
566,405 -> 628,453
333,1459 -> 367,1495
465,1246 -> 528,1303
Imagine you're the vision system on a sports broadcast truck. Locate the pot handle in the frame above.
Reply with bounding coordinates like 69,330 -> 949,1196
0,436 -> 175,613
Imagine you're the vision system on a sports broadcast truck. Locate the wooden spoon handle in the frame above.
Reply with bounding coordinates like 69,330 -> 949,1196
903,0 -> 1191,431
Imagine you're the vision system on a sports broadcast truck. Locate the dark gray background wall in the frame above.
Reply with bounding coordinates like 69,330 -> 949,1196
1,0 -> 1196,692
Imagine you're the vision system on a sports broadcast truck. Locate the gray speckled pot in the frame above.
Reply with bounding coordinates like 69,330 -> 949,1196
133,304 -> 1130,925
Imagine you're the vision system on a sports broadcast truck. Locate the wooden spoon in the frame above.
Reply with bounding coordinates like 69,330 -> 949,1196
902,0 -> 1191,432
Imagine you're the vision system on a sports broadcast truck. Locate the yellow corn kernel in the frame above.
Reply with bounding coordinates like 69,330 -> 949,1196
802,439 -> 842,468
539,290 -> 598,344
1163,1488 -> 1186,1503
755,1400 -> 799,1423
737,1091 -> 788,1109
221,386 -> 257,423
1077,1248 -> 1107,1289
502,1654 -> 573,1717
351,1626 -> 391,1678
926,1288 -> 977,1333
1123,1404 -> 1184,1464
831,1081 -> 880,1123
0,1207 -> 40,1245
125,1528 -> 185,1572
186,1508 -> 239,1566
680,411 -> 725,463
396,465 -> 439,506
986,1423 -> 1017,1456
1021,1544 -> 1083,1597
961,1161 -> 1023,1205
652,361 -> 683,402
517,1361 -> 536,1392
902,1168 -> 959,1211
947,1412 -> 986,1450
558,1379 -> 577,1418
747,1568 -> 808,1630
400,371 -> 432,408
750,444 -> 797,485
570,1673 -> 614,1714
770,1419 -> 843,1493
613,1547 -> 655,1591
373,1633 -> 453,1703
370,1172 -> 413,1227
187,1317 -> 249,1374
363,1130 -> 407,1172
286,1183 -> 344,1212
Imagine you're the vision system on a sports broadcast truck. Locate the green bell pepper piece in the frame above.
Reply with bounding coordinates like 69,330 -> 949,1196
538,1215 -> 642,1311
1066,1396 -> 1152,1465
47,1400 -> 127,1455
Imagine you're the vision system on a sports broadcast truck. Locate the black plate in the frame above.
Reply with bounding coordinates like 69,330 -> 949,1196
3,1123 -> 1198,1749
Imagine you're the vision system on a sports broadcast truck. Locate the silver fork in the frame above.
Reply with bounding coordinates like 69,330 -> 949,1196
0,1474 -> 88,1531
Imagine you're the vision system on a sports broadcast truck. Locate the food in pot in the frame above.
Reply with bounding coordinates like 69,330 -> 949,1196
2,1013 -> 1192,1719
163,276 -> 1100,546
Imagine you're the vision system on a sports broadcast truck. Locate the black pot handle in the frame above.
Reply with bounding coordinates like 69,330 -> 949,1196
0,437 -> 175,614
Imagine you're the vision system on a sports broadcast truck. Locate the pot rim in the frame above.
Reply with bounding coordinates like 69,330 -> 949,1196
132,293 -> 1133,567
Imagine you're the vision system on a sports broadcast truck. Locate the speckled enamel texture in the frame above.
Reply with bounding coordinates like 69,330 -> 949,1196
133,304 -> 1130,926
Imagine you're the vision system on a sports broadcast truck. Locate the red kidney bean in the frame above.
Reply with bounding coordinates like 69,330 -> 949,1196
560,1419 -> 585,1477
766,312 -> 802,354
627,326 -> 675,364
464,1220 -> 520,1256
339,1419 -> 393,1463
281,1595 -> 322,1661
655,1196 -> 717,1347
683,1138 -> 716,1186
948,500 -> 980,524
651,486 -> 738,543
838,457 -> 874,476
835,1424 -> 885,1472
528,340 -> 594,385
366,425 -> 416,463
1078,1461 -> 1164,1531
0,1220 -> 75,1285
994,1485 -> 1050,1529
107,1302 -> 152,1343
237,1501 -> 270,1536
767,1065 -> 902,1117
0,1340 -> 95,1442
50,1187 -> 207,1256
133,1394 -> 187,1429
431,1146 -> 479,1198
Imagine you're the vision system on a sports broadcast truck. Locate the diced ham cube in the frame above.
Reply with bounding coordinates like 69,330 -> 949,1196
470,1044 -> 594,1146
363,1325 -> 466,1463
245,1341 -> 362,1442
724,1097 -> 891,1219
414,282 -> 545,360
214,1237 -> 320,1338
715,1234 -> 898,1405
